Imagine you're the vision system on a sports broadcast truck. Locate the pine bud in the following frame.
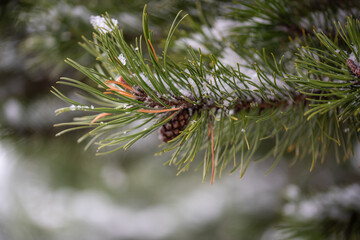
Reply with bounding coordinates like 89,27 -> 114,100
131,86 -> 147,102
347,59 -> 360,77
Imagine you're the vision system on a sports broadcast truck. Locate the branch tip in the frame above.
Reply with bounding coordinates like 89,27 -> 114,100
210,121 -> 215,185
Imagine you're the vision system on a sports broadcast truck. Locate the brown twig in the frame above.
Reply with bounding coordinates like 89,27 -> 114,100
209,120 -> 215,185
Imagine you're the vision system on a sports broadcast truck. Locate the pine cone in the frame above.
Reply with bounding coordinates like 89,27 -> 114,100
159,109 -> 190,142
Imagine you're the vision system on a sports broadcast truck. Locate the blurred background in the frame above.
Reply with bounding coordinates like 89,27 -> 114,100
1,0 -> 360,239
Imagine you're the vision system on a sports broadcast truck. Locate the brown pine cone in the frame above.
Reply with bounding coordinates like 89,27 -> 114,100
159,108 -> 190,142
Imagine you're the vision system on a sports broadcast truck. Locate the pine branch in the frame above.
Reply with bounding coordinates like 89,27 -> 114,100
54,5 -> 359,182
229,0 -> 360,57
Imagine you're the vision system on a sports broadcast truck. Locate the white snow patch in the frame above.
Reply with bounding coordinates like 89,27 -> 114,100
176,18 -> 242,54
90,15 -> 118,34
118,53 -> 126,65
69,105 -> 90,111
348,47 -> 359,65
219,47 -> 246,68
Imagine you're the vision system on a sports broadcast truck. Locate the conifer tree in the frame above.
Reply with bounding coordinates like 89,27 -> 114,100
54,1 -> 360,185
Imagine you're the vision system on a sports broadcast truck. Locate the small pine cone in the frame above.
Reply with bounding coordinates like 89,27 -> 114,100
159,108 -> 190,142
